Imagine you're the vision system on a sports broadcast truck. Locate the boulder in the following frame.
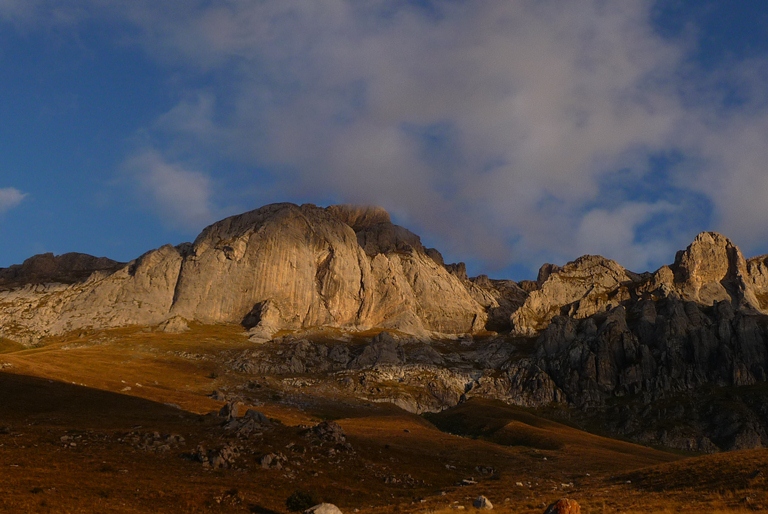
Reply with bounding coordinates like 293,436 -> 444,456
157,315 -> 189,333
473,495 -> 493,509
304,503 -> 343,514
193,443 -> 240,469
218,401 -> 243,421
306,421 -> 347,444
544,498 -> 580,514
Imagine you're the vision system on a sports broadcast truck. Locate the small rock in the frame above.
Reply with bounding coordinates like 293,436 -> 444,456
259,452 -> 286,469
209,390 -> 227,401
244,409 -> 269,424
473,495 -> 493,509
218,401 -> 243,420
307,421 -> 346,443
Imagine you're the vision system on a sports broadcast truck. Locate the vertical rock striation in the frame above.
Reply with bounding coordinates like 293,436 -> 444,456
0,203 -> 489,342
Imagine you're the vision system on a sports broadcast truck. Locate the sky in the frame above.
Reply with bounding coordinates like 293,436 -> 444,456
1,0 -> 768,280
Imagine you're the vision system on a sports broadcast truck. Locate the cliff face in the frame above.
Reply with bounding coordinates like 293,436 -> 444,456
0,203 -> 488,343
495,232 -> 768,452
510,255 -> 641,336
170,203 -> 487,337
510,232 -> 768,338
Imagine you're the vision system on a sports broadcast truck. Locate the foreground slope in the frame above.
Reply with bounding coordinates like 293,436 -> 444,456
1,325 -> 767,513
0,327 -> 693,513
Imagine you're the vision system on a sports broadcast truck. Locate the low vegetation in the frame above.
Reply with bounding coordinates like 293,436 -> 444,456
0,324 -> 766,512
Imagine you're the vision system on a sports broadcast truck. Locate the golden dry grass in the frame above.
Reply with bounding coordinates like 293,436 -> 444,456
0,324 -> 765,512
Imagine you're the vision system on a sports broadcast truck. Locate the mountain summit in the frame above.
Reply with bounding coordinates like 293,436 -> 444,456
0,203 -> 490,344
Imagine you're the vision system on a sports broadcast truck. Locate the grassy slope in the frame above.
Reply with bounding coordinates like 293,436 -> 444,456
0,325 -> 766,512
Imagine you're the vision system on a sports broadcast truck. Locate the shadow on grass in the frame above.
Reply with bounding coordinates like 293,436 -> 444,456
249,505 -> 281,514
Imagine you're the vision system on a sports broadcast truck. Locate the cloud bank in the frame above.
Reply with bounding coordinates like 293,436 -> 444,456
4,1 -> 768,275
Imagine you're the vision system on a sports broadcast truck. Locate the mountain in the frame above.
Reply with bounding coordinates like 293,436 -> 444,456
4,203 -> 768,452
0,203 -> 498,344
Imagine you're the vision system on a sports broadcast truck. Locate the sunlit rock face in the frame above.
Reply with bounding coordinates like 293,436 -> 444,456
510,232 -> 768,338
170,203 -> 487,337
0,203 -> 488,343
510,255 -> 640,337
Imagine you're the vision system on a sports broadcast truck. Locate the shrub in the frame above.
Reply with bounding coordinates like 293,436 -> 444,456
286,490 -> 319,512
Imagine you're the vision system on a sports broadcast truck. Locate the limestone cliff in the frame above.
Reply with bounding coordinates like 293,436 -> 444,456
510,232 -> 768,336
0,203 -> 488,343
511,255 -> 641,336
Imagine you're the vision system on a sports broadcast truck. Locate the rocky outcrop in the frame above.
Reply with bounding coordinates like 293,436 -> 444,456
504,297 -> 768,451
544,499 -> 580,514
511,232 -> 768,339
0,252 -> 124,290
638,232 -> 762,310
671,232 -> 751,305
0,203 -> 488,343
511,255 -> 640,336
473,496 -> 493,509
746,255 -> 768,310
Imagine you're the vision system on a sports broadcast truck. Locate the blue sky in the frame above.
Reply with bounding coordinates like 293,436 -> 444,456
1,1 -> 768,279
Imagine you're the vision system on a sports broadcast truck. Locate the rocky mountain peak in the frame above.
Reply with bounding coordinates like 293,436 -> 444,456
4,206 -> 768,355
511,254 -> 638,336
326,204 -> 425,258
0,203 -> 488,343
670,231 -> 749,306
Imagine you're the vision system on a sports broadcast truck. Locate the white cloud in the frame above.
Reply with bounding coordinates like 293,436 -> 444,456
124,150 -> 216,231
0,187 -> 26,214
8,1 -> 768,273
145,0 -> 696,269
574,202 -> 678,272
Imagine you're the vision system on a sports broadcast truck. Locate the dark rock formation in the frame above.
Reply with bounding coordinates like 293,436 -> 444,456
0,252 -> 124,290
